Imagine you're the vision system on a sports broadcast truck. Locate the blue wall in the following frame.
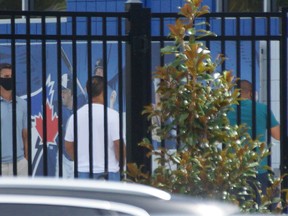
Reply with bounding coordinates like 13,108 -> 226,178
67,0 -> 215,12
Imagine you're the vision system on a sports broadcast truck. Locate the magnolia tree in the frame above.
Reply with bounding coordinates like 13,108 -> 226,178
127,0 -> 285,213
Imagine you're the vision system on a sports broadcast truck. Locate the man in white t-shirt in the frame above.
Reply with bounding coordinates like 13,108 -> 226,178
65,75 -> 125,180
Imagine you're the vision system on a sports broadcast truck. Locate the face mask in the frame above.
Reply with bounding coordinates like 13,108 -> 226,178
0,78 -> 13,91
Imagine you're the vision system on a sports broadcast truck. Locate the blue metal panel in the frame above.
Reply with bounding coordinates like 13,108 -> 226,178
67,0 -> 77,11
95,1 -> 107,11
75,1 -> 86,11
203,0 -> 215,12
143,0 -> 151,8
69,0 -> 126,12
15,25 -> 26,35
67,0 -> 214,13
116,1 -> 126,12
86,1 -> 97,12
150,0 -> 160,12
107,1 -> 118,11
271,18 -> 281,36
255,18 -> 266,35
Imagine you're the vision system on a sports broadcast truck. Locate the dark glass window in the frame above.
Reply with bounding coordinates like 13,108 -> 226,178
223,0 -> 288,12
0,0 -> 66,11
33,0 -> 66,11
225,0 -> 263,12
273,0 -> 288,12
0,0 -> 21,11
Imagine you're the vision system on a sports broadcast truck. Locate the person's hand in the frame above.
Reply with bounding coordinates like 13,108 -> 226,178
110,90 -> 117,109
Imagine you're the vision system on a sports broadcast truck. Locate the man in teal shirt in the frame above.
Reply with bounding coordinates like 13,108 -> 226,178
227,80 -> 280,198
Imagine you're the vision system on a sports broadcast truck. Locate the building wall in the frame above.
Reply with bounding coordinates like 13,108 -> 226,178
260,41 -> 281,171
67,0 -> 215,12
67,0 -> 127,12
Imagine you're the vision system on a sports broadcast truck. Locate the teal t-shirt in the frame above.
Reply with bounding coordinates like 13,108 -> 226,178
227,99 -> 279,173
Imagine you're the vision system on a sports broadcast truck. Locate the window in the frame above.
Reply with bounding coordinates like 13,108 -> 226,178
217,0 -> 288,12
0,0 -> 21,11
0,0 -> 66,11
272,0 -> 288,12
0,0 -> 67,22
225,0 -> 263,12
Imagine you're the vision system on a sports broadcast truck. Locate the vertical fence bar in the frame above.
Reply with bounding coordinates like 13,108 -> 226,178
72,15 -> 78,178
221,14 -> 226,73
125,2 -> 151,170
280,7 -> 288,200
159,16 -> 165,150
87,15 -> 93,179
41,15 -> 48,176
251,16 -> 256,140
103,16 -> 109,180
11,14 -> 17,176
117,16 -> 125,179
56,15 -> 63,177
266,17 -> 272,167
26,14 -> 32,176
236,15 -> 241,125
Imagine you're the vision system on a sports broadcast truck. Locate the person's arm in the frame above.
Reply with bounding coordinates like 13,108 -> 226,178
109,90 -> 117,109
113,140 -> 126,162
65,141 -> 74,160
22,128 -> 28,160
271,125 -> 280,140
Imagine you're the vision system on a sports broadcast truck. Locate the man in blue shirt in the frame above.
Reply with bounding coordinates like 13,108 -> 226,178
227,80 -> 280,199
0,63 -> 28,176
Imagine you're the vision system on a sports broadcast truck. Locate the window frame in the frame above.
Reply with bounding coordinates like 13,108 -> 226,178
216,0 -> 285,12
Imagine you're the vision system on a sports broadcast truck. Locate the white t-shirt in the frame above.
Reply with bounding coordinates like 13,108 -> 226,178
65,104 -> 120,173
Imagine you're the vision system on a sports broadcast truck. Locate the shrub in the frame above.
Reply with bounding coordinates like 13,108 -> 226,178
127,0 -> 284,213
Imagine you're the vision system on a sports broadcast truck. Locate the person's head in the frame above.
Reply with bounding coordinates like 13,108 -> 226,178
61,74 -> 73,108
86,75 -> 104,100
239,80 -> 252,99
0,63 -> 13,91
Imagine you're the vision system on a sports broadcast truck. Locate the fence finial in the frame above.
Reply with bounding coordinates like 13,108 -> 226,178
125,0 -> 142,3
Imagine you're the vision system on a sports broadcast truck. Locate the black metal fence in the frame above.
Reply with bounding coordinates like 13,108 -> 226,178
0,9 -> 130,178
0,2 -> 287,184
150,10 -> 285,165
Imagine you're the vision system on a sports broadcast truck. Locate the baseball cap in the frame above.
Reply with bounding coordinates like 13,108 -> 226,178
93,58 -> 103,75
61,73 -> 73,90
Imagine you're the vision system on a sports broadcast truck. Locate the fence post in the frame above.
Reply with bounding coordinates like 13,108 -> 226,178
280,7 -> 288,205
280,8 -> 288,199
125,1 -> 152,171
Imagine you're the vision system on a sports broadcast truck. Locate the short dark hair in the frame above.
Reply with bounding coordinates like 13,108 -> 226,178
239,80 -> 252,93
86,75 -> 104,98
0,63 -> 12,72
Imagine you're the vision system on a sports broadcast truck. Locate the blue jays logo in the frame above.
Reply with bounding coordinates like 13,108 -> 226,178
31,75 -> 59,176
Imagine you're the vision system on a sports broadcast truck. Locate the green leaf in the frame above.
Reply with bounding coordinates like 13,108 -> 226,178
179,113 -> 189,122
161,46 -> 179,54
187,28 -> 196,35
